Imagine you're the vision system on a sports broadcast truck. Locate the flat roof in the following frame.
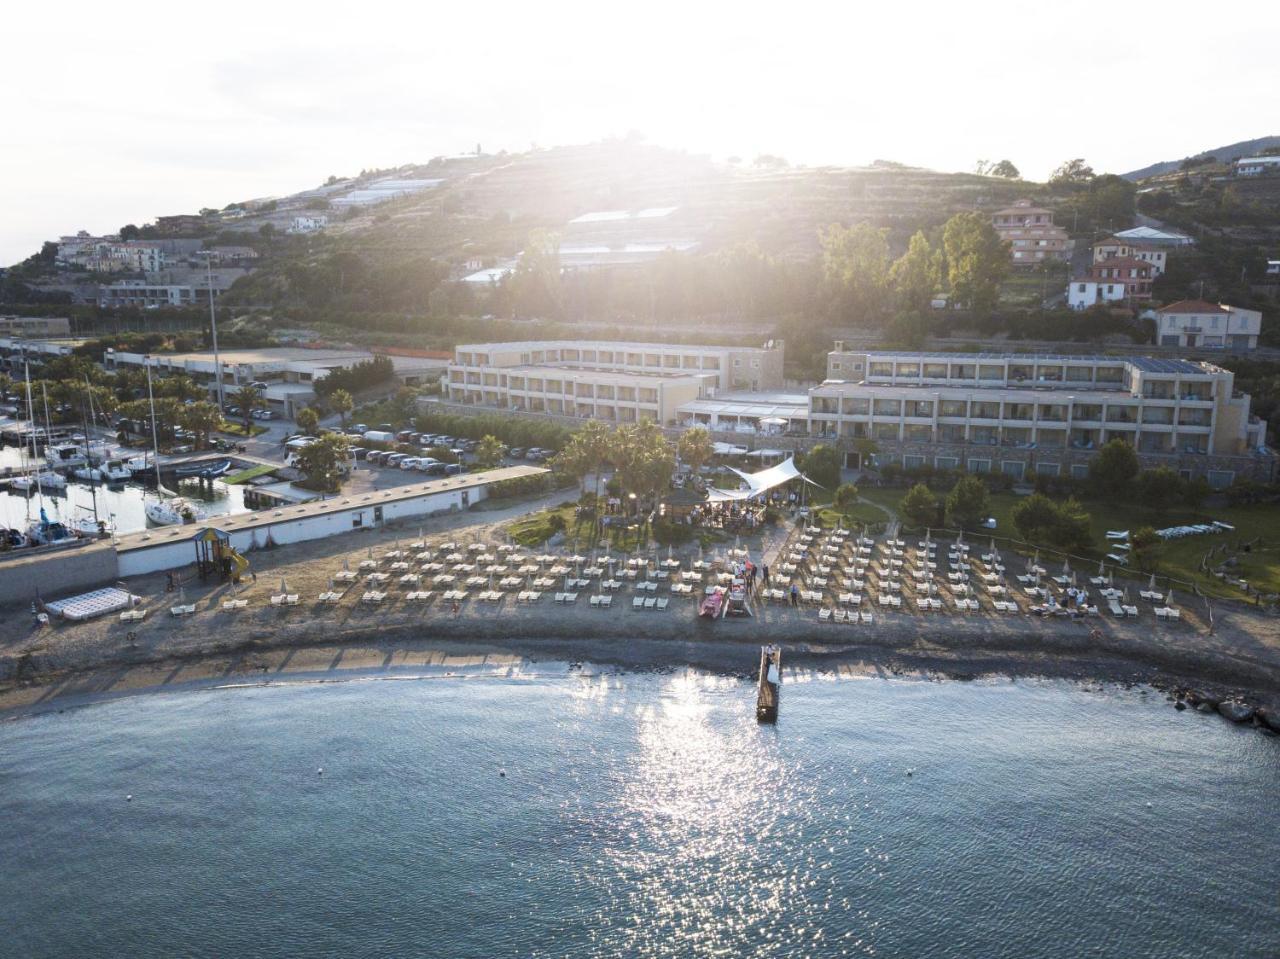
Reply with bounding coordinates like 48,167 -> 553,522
457,340 -> 772,355
678,397 -> 808,418
568,207 -> 678,224
842,351 -> 1210,374
503,365 -> 710,385
118,347 -> 373,366
114,466 -> 547,553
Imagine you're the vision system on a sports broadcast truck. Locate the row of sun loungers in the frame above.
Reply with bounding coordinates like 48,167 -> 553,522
818,608 -> 875,624
631,597 -> 670,610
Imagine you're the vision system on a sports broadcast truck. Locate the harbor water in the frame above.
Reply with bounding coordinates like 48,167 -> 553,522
1,670 -> 1277,958
0,443 -> 249,535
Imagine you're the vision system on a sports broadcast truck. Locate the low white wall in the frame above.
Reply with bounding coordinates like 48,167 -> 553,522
117,484 -> 485,577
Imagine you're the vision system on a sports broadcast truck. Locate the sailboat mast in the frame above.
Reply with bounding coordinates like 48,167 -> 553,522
40,382 -> 60,519
145,359 -> 163,490
22,360 -> 43,518
81,376 -> 99,525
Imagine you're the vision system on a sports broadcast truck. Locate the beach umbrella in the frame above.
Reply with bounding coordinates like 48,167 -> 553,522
1097,558 -> 1105,577
366,546 -> 374,560
279,577 -> 287,594
1166,587 -> 1175,608
1062,558 -> 1071,576
956,530 -> 964,546
1122,587 -> 1131,604
1148,572 -> 1158,592
342,557 -> 350,571
327,576 -> 334,591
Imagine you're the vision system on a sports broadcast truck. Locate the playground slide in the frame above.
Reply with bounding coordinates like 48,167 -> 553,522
228,547 -> 250,583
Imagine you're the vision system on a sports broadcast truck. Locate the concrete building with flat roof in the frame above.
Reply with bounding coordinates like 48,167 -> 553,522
105,347 -> 446,417
0,316 -> 71,338
445,339 -> 785,425
811,347 -> 1271,486
1150,301 -> 1262,350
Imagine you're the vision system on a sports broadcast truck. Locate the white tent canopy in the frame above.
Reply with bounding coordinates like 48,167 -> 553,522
706,456 -> 819,503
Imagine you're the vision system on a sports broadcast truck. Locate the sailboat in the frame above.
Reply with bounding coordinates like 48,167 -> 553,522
139,361 -> 206,526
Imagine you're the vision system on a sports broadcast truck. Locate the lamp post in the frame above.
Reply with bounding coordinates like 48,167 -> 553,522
200,252 -> 225,411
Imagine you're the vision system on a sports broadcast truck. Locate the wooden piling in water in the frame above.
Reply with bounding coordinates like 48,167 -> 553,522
756,645 -> 780,723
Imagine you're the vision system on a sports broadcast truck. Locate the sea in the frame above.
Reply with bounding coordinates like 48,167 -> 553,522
1,667 -> 1277,958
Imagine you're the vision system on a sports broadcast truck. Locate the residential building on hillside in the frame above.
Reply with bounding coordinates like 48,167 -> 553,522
1067,257 -> 1155,309
1092,236 -> 1167,275
330,178 -> 442,209
288,215 -> 329,234
813,347 -> 1270,486
0,315 -> 71,337
97,267 -> 250,308
154,215 -> 207,236
1150,301 -> 1262,350
1235,155 -> 1280,177
991,199 -> 1073,266
444,339 -> 785,423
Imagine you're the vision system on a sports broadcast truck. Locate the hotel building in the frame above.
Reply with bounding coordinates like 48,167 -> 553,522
810,346 -> 1270,487
991,200 -> 1073,266
444,340 -> 785,424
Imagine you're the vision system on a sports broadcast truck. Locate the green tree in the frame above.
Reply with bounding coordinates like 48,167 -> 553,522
946,475 -> 990,529
889,231 -> 939,313
1130,525 -> 1161,568
1089,439 -> 1139,498
329,387 -> 354,426
1050,158 -> 1095,184
295,433 -> 351,491
1052,498 -> 1094,552
506,229 -> 562,318
677,426 -> 714,474
295,407 -> 320,437
833,482 -> 860,514
942,212 -> 1008,313
821,222 -> 892,322
1012,493 -> 1060,543
577,419 -> 613,504
1137,467 -> 1182,514
989,160 -> 1020,179
899,483 -> 939,528
179,401 -> 223,450
552,436 -> 593,495
234,384 -> 262,434
799,444 -> 841,493
475,434 -> 504,469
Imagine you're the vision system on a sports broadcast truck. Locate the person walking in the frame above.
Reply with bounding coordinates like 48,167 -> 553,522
762,563 -> 770,586
789,583 -> 799,607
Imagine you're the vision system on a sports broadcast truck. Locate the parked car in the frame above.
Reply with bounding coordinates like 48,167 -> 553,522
399,457 -> 420,470
395,430 -> 415,443
225,405 -> 240,416
351,423 -> 369,434
377,423 -> 395,433
423,462 -> 447,475
366,450 -> 387,465
385,453 -> 406,467
526,448 -> 545,461
350,447 -> 368,460
248,381 -> 269,390
509,447 -> 525,459
444,463 -> 465,476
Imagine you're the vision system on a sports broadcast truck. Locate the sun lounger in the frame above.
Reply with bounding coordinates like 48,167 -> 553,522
656,597 -> 668,610
834,610 -> 848,623
643,597 -> 657,609
406,590 -> 433,602
632,596 -> 645,610
819,608 -> 832,621
860,611 -> 873,625
361,591 -> 387,604
1122,604 -> 1138,617
169,604 -> 196,617
318,591 -> 342,604
333,570 -> 357,582
119,609 -> 146,623
221,598 -> 248,611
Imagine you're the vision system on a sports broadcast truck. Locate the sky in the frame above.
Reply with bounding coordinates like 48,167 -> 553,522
4,0 -> 1278,266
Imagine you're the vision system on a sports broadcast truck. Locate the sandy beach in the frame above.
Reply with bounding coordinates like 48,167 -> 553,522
3,495 -> 1280,719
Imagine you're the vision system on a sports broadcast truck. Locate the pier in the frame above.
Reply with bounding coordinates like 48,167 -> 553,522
757,644 -> 780,723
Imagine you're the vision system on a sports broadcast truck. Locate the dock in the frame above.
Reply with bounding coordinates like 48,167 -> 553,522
756,644 -> 781,723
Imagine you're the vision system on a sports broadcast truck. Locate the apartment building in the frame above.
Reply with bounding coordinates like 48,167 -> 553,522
1151,301 -> 1262,350
811,347 -> 1270,487
1092,237 -> 1167,276
1235,156 -> 1280,177
1067,257 -> 1155,310
991,199 -> 1072,266
444,339 -> 785,424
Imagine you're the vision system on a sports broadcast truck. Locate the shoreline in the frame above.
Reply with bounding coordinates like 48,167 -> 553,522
4,620 -> 1280,732
3,505 -> 1280,732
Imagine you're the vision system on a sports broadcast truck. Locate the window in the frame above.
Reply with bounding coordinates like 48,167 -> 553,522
1070,464 -> 1089,479
831,362 -> 841,371
935,456 -> 959,470
1035,462 -> 1060,476
967,458 -> 991,474
1206,470 -> 1234,490
1001,461 -> 1025,479
903,454 -> 926,469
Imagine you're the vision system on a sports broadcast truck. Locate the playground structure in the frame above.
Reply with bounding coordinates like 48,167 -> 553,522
192,527 -> 250,584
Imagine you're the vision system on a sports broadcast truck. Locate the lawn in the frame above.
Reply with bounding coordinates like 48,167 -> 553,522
858,486 -> 1280,600
219,421 -> 269,437
223,464 -> 277,485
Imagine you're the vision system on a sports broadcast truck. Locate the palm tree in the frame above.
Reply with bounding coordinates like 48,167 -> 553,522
329,388 -> 354,427
295,407 -> 320,436
677,426 -> 713,475
476,434 -> 504,469
234,384 -> 262,435
577,419 -> 612,506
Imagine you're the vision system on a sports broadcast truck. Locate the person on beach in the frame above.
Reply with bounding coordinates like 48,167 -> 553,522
789,583 -> 799,607
762,564 -> 770,586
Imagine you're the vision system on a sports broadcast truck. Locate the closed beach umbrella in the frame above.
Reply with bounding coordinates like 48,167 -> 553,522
367,546 -> 373,560
279,577 -> 287,594
1148,572 -> 1158,592
1166,587 -> 1175,608
1062,558 -> 1071,576
1097,558 -> 1105,577
957,530 -> 964,547
342,557 -> 350,571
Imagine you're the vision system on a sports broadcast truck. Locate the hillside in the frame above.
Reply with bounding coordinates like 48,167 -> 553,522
1122,135 -> 1280,181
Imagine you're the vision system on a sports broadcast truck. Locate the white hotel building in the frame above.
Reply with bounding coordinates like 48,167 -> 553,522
445,340 -> 785,424
809,347 -> 1271,487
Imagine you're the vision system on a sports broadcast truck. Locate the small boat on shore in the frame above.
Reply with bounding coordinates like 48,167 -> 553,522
175,458 -> 231,479
145,495 -> 206,526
